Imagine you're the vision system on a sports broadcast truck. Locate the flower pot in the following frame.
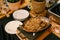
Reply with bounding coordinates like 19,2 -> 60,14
31,0 -> 46,13
7,0 -> 21,11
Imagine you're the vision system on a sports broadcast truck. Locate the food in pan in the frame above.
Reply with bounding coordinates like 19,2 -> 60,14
22,17 -> 50,32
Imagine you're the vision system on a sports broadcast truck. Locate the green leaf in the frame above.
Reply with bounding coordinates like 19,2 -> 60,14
7,0 -> 19,3
35,0 -> 44,2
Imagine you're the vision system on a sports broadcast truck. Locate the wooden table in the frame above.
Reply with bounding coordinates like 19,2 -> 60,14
35,27 -> 51,40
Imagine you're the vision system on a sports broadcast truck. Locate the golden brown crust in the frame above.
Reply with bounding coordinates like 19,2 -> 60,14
49,15 -> 60,24
51,22 -> 60,38
23,17 -> 50,32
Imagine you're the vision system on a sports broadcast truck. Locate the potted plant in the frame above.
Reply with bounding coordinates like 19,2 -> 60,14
7,0 -> 21,10
34,0 -> 44,2
31,0 -> 46,13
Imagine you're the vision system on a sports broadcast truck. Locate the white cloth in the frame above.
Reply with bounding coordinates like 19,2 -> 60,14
57,0 -> 60,3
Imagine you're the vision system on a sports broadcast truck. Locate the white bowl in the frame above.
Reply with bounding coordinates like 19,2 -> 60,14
5,20 -> 23,34
13,9 -> 29,21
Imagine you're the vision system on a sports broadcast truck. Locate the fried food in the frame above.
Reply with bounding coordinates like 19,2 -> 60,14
51,22 -> 60,33
49,15 -> 60,24
22,17 -> 50,32
51,22 -> 60,38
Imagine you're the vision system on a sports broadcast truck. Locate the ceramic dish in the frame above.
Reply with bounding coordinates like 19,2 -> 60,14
5,20 -> 23,34
13,9 -> 29,21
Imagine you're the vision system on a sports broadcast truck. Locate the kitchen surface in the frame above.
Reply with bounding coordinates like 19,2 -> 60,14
0,0 -> 60,40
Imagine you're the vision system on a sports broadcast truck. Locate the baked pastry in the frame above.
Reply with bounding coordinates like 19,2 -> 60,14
51,22 -> 60,38
30,10 -> 47,17
30,10 -> 37,17
1,5 -> 10,14
22,17 -> 50,32
49,15 -> 60,24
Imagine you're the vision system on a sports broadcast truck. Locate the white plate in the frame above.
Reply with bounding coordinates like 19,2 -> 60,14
13,9 -> 29,21
5,20 -> 23,34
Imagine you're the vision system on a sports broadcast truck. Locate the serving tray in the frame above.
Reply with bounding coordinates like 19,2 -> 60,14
48,3 -> 60,17
16,27 -> 50,40
16,26 -> 51,40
